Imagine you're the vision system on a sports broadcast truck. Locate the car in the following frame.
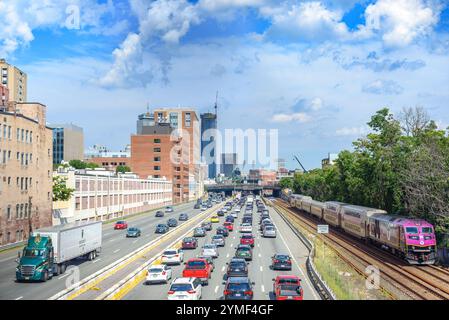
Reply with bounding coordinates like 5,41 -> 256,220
197,255 -> 215,272
193,227 -> 207,237
155,224 -> 169,234
182,237 -> 198,249
145,264 -> 172,284
201,243 -> 219,258
223,277 -> 255,300
167,218 -> 178,227
155,211 -> 164,217
216,226 -> 229,237
168,277 -> 202,300
234,207 -> 241,213
207,203 -> 212,208
240,223 -> 252,233
242,217 -> 253,225
210,216 -> 220,223
217,210 -> 225,217
201,206 -> 207,211
235,244 -> 253,261
272,275 -> 303,300
271,254 -> 292,270
260,219 -> 272,230
212,235 -> 226,247
231,212 -> 238,219
263,226 -> 277,238
161,248 -> 184,265
240,234 -> 255,247
126,227 -> 141,238
201,221 -> 212,231
182,258 -> 213,285
179,213 -> 189,221
165,206 -> 174,213
225,215 -> 234,223
223,222 -> 234,232
226,258 -> 249,278
114,220 -> 128,230
194,204 -> 201,209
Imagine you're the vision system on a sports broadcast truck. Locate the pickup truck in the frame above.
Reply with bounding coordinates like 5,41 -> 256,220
182,258 -> 212,285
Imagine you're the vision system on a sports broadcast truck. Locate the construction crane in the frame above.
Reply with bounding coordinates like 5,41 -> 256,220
293,155 -> 308,173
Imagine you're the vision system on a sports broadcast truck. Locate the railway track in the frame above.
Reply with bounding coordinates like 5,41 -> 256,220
273,199 -> 449,300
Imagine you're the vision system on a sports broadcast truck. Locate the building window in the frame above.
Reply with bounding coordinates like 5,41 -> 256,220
8,126 -> 11,139
21,129 -> 24,141
185,112 -> 191,127
7,205 -> 11,220
154,166 -> 161,171
154,138 -> 161,143
154,157 -> 161,162
16,128 -> 19,141
153,147 -> 161,153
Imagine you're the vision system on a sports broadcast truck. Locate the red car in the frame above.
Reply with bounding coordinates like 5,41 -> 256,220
240,234 -> 255,247
182,258 -> 212,285
182,237 -> 198,249
114,220 -> 128,230
272,275 -> 303,300
223,222 -> 234,232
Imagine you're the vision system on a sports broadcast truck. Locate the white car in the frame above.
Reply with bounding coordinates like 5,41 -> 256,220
234,207 -> 241,213
168,277 -> 202,300
146,264 -> 172,284
161,248 -> 184,265
201,243 -> 219,258
231,212 -> 238,218
240,223 -> 252,233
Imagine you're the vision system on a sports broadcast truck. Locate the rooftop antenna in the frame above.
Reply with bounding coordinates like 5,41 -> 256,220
214,91 -> 218,117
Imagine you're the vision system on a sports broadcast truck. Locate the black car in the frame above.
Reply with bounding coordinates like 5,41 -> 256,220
223,277 -> 255,300
179,213 -> 189,221
155,210 -> 164,217
216,227 -> 229,237
155,224 -> 169,234
194,204 -> 201,209
217,210 -> 225,217
242,217 -> 252,225
167,218 -> 178,227
225,216 -> 235,223
271,254 -> 292,270
226,258 -> 249,278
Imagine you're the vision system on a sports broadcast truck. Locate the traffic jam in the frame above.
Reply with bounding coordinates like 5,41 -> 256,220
129,193 -> 305,300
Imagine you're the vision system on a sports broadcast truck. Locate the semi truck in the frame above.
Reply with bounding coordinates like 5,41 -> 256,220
16,221 -> 102,282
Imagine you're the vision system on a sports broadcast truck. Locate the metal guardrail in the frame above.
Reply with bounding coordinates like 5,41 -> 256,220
265,198 -> 336,300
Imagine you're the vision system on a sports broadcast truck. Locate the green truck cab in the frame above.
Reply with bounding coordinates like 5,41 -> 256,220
16,234 -> 55,282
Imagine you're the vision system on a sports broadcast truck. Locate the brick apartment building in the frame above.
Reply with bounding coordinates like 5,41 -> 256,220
89,156 -> 131,172
0,101 -> 53,245
131,108 -> 202,204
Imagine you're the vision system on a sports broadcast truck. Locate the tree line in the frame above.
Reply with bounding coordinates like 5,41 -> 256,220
280,107 -> 449,243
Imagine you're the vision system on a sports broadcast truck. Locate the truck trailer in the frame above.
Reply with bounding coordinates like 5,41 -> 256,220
16,221 -> 102,282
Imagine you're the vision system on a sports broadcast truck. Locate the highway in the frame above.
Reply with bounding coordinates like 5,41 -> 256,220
123,201 -> 319,300
0,202 -> 205,300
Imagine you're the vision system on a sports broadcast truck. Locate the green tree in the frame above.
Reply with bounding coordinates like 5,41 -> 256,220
279,177 -> 293,190
52,176 -> 75,201
116,165 -> 131,173
69,159 -> 87,169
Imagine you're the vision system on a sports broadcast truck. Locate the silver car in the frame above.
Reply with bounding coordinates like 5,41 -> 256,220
263,225 -> 277,238
201,243 -> 219,258
212,235 -> 225,247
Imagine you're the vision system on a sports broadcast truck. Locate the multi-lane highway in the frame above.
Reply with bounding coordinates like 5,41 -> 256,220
0,202 -> 205,300
123,201 -> 319,300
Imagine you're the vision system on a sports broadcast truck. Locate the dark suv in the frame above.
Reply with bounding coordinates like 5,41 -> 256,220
271,254 -> 292,270
223,277 -> 255,300
226,258 -> 249,278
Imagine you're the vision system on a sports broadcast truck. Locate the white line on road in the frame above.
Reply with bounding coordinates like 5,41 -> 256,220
109,238 -> 116,242
221,266 -> 225,272
230,243 -> 233,248
133,240 -> 138,244
257,243 -> 260,248
15,296 -> 23,300
58,273 -> 69,280
226,253 -> 230,258
113,249 -> 121,254
92,258 -> 102,264
260,266 -> 263,272
214,286 -> 219,294
261,285 -> 265,293
258,253 -> 262,258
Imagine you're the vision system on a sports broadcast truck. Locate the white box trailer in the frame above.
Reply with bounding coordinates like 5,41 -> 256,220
32,221 -> 102,265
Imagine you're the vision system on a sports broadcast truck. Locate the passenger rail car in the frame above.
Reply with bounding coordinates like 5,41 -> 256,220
282,194 -> 437,265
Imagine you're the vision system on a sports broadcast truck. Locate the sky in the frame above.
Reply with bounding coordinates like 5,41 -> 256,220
1,0 -> 449,170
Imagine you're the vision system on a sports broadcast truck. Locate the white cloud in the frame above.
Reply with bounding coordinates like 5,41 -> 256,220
272,112 -> 312,123
362,0 -> 441,47
336,126 -> 370,136
362,79 -> 404,95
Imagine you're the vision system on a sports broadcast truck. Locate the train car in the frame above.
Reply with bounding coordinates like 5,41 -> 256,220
368,215 -> 437,265
301,197 -> 313,214
281,188 -> 292,202
323,201 -> 347,227
309,200 -> 326,220
340,205 -> 387,239
289,194 -> 302,206
295,195 -> 312,211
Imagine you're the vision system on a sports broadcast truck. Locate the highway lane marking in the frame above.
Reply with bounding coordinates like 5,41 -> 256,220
113,249 -> 121,254
58,274 -> 69,280
260,266 -> 263,272
0,256 -> 16,263
92,258 -> 102,264
258,253 -> 262,258
226,253 -> 230,258
109,239 -> 116,242
257,243 -> 260,248
132,240 -> 138,244
221,266 -> 225,272
15,296 -> 23,300
261,285 -> 265,293
276,219 -> 320,301
230,243 -> 233,248
214,286 -> 219,294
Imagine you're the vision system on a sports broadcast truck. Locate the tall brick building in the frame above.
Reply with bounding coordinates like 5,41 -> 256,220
0,101 -> 53,245
131,108 -> 202,204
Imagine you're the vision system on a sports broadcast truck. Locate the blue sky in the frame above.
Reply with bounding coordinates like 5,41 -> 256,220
1,0 -> 449,170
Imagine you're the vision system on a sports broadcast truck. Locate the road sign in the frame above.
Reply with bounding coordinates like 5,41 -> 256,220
317,225 -> 329,234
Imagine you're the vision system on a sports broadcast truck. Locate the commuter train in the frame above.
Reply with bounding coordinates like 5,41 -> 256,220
281,190 -> 437,265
